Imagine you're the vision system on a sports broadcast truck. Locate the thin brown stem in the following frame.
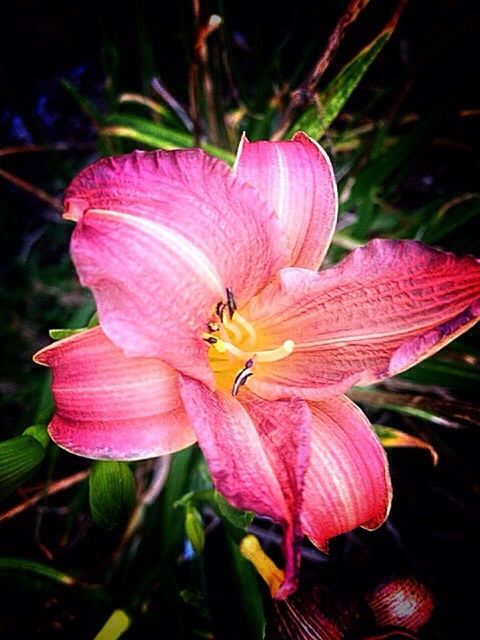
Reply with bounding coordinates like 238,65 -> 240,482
0,167 -> 62,211
0,144 -> 55,157
307,0 -> 370,94
0,143 -> 94,158
0,470 -> 90,523
197,15 -> 223,146
189,0 -> 202,144
190,8 -> 223,145
272,0 -> 371,140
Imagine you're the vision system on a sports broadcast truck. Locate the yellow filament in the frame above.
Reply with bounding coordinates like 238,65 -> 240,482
222,316 -> 244,343
208,337 -> 295,363
204,301 -> 295,395
218,341 -> 248,359
232,311 -> 257,348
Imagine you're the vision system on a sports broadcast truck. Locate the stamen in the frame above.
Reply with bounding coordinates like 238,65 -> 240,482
232,311 -> 257,349
221,341 -> 251,359
254,340 -> 295,363
222,316 -> 244,343
217,323 -> 230,343
212,341 -> 228,354
216,301 -> 226,321
205,297 -> 295,397
226,287 -> 237,319
232,365 -> 253,396
204,333 -> 295,363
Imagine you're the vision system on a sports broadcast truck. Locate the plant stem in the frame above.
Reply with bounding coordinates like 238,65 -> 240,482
0,470 -> 90,523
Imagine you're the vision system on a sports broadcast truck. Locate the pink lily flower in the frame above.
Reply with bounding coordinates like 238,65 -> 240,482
34,133 -> 480,597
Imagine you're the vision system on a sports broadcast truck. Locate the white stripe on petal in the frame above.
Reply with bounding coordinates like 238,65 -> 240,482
88,208 -> 224,296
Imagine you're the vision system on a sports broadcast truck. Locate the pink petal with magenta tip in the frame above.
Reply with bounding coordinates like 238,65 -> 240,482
246,239 -> 480,400
179,376 -> 311,598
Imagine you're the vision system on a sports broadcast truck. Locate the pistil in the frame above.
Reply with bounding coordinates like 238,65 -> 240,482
203,334 -> 294,363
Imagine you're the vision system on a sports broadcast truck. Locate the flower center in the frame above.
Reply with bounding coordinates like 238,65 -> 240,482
203,288 -> 295,396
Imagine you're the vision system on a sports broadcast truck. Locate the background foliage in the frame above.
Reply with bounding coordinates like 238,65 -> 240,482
1,1 -> 479,637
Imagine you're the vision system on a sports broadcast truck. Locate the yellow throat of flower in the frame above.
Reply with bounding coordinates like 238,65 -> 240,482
203,288 -> 295,396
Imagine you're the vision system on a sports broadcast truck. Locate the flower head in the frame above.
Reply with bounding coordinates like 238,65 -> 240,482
34,133 -> 480,597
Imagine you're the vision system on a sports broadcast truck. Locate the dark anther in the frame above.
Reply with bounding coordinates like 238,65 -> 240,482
216,288 -> 236,323
226,287 -> 237,319
207,322 -> 220,332
245,358 -> 254,368
232,366 -> 253,396
204,336 -> 218,345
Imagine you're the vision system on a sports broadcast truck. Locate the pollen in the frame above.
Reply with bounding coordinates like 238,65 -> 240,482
203,289 -> 295,396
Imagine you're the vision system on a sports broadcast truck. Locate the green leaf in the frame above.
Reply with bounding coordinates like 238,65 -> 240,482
350,115 -> 442,202
419,194 -> 480,244
103,114 -> 235,164
0,436 -> 46,500
174,490 -> 253,533
185,506 -> 205,554
49,328 -> 86,340
94,609 -> 131,640
173,490 -> 195,510
0,557 -> 75,585
214,492 -> 253,531
89,461 -> 137,530
350,387 -> 480,429
290,28 -> 392,139
345,110 -> 443,239
88,311 -> 99,327
22,424 -> 49,448
232,537 -> 267,640
398,353 -> 480,397
374,424 -> 438,464
62,79 -> 103,122
33,372 -> 55,425
104,113 -> 191,146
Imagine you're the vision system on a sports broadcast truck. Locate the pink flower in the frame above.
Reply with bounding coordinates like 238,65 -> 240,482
34,133 -> 480,597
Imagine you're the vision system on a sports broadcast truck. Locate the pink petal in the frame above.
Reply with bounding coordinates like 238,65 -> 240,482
66,149 -> 287,383
33,327 -> 195,460
179,376 -> 311,598
246,239 -> 480,400
234,132 -> 337,269
301,395 -> 391,550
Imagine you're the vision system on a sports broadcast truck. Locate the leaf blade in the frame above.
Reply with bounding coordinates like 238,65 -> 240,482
0,436 -> 46,500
